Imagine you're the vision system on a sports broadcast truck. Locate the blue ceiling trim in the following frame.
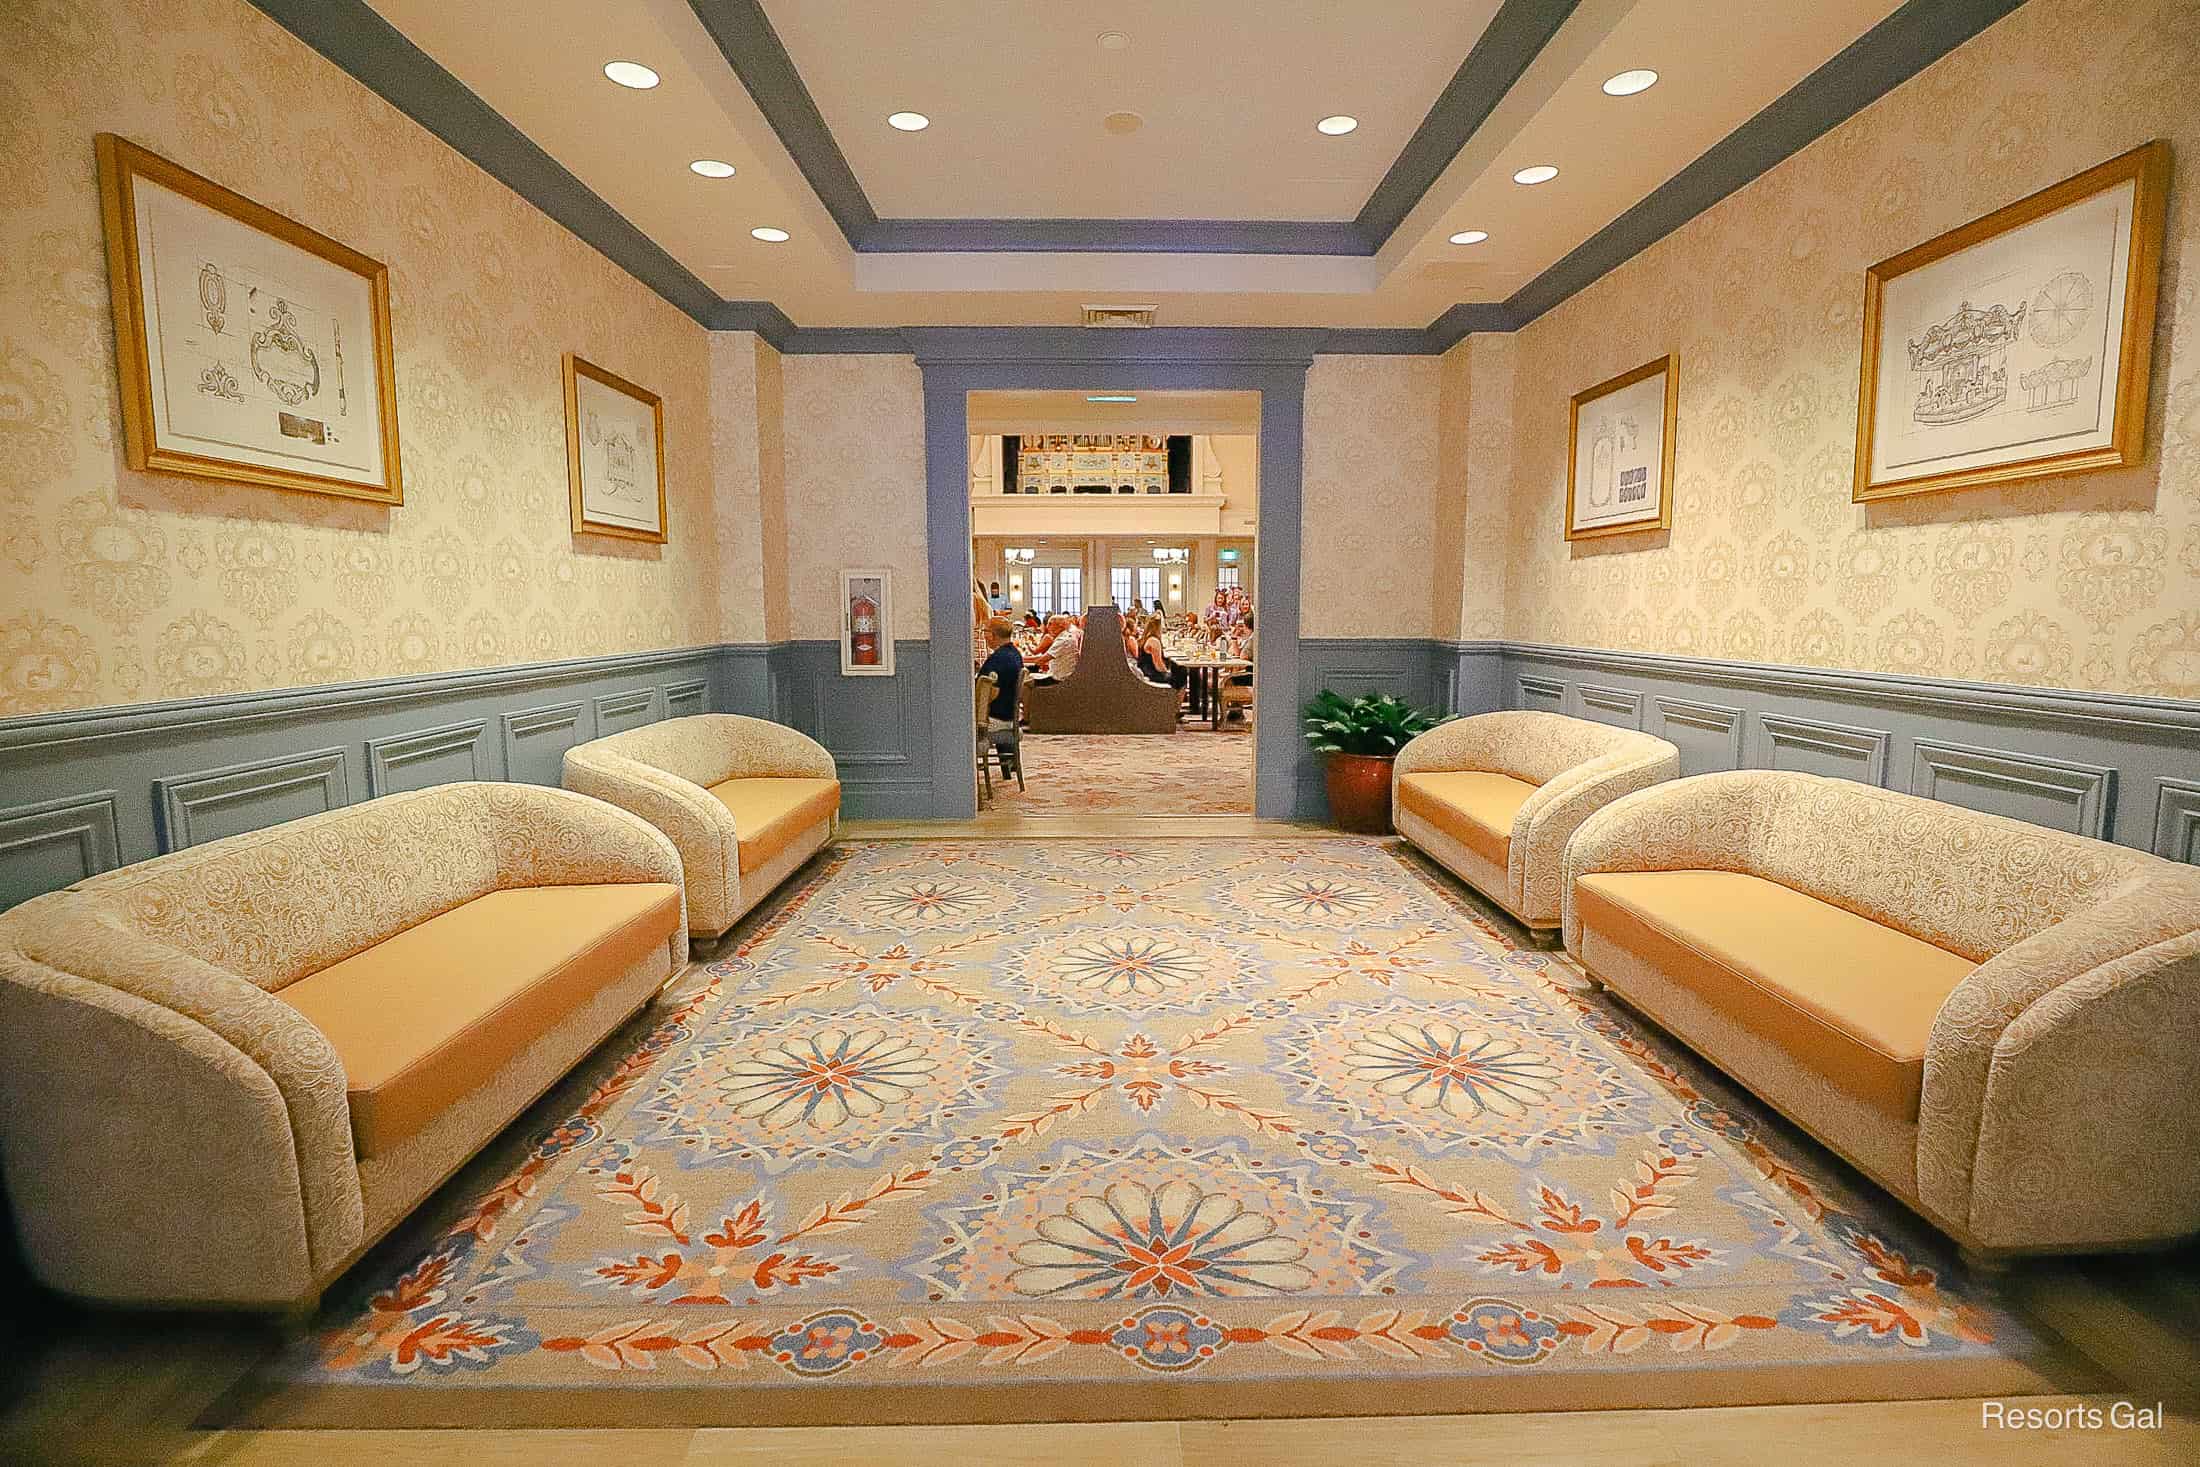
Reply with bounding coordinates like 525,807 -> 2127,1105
689,0 -> 1573,256
1504,0 -> 2032,327
1356,0 -> 1581,244
243,0 -> 720,327
245,0 -> 2033,356
685,0 -> 879,245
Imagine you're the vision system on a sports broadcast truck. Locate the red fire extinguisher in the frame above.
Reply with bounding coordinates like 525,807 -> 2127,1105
850,594 -> 880,666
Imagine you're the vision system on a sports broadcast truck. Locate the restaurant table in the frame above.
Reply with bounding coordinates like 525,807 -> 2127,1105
1175,657 -> 1251,730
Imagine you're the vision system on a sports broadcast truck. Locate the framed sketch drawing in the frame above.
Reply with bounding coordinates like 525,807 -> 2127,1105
1855,140 -> 2168,502
95,134 -> 401,504
840,570 -> 894,677
563,354 -> 668,543
1566,354 -> 1678,541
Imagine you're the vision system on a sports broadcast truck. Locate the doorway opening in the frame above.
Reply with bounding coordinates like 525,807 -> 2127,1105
966,389 -> 1260,821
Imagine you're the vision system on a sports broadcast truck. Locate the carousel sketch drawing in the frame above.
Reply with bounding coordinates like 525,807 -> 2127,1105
1854,140 -> 2166,501
1906,299 -> 2024,426
564,353 -> 668,543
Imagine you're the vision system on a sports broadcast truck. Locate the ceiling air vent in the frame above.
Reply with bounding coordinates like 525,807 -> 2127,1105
1081,304 -> 1157,328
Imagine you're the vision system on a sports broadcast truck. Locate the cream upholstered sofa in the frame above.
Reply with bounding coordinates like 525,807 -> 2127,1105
1564,770 -> 2200,1259
1393,710 -> 1679,935
0,782 -> 686,1309
563,714 -> 839,940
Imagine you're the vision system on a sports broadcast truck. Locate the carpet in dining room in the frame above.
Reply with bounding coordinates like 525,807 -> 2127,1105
991,730 -> 1252,816
216,838 -> 2082,1427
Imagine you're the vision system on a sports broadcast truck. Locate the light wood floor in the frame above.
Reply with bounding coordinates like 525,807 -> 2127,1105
5,816 -> 2196,1466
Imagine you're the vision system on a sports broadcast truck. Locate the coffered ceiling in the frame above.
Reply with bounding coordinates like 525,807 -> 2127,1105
333,0 -> 2013,334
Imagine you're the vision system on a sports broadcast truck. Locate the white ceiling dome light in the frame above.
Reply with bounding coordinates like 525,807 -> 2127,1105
602,60 -> 659,90
1449,229 -> 1489,245
750,226 -> 790,243
1512,164 -> 1559,185
1316,115 -> 1359,136
887,111 -> 930,131
689,159 -> 736,178
1602,68 -> 1659,96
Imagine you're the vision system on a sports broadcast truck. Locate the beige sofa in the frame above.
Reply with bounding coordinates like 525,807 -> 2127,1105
1393,710 -> 1679,934
1564,770 -> 2200,1259
563,714 -> 839,940
0,782 -> 686,1309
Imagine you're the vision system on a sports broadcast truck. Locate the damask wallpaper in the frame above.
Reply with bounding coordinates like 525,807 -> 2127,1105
1491,0 -> 2199,698
779,354 -> 930,640
0,0 -> 719,717
708,331 -> 777,645
1301,354 -> 1444,639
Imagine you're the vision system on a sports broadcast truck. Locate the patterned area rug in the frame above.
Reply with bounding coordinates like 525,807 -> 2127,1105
222,840 -> 2082,1426
990,731 -> 1252,816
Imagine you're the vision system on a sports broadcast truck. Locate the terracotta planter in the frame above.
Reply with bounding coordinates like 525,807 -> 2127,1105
1323,752 -> 1396,834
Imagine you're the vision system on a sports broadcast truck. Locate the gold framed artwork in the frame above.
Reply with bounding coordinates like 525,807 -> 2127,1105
562,353 -> 668,543
1854,140 -> 2169,502
1565,354 -> 1678,541
95,133 -> 402,505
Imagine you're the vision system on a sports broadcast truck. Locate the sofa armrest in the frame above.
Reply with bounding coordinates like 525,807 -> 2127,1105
1392,717 -> 1494,780
1512,743 -> 1679,924
485,781 -> 691,962
1561,772 -> 1772,954
0,908 -> 363,1305
1919,870 -> 2200,1248
709,714 -> 839,781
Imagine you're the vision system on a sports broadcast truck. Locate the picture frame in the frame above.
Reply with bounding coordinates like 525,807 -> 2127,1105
839,569 -> 894,677
95,133 -> 402,505
1854,140 -> 2168,502
563,353 -> 668,543
1565,353 -> 1678,541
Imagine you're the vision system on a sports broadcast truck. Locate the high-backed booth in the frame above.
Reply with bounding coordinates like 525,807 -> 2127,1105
1024,604 -> 1179,734
1565,770 -> 2200,1259
0,783 -> 686,1309
563,714 -> 840,940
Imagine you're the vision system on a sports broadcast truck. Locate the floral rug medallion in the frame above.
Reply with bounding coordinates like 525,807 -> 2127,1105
228,840 -> 2082,1426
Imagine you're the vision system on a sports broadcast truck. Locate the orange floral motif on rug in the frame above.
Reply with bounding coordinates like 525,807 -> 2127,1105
227,840 -> 2086,1426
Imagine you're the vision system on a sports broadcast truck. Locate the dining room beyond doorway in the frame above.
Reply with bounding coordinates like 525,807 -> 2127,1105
967,390 -> 1260,820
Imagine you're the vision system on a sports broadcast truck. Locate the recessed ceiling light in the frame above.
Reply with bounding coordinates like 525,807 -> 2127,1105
1087,394 -> 1138,403
750,226 -> 789,243
887,111 -> 929,131
1512,164 -> 1559,185
602,60 -> 659,90
1316,115 -> 1359,136
689,159 -> 736,178
1449,229 -> 1489,245
1602,68 -> 1659,96
1096,30 -> 1130,51
1102,110 -> 1144,135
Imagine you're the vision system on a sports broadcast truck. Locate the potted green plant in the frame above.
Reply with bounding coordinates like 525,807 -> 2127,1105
1301,690 -> 1449,834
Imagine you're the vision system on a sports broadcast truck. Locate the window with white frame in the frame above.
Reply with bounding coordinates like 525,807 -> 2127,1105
1218,565 -> 1241,591
1059,567 -> 1083,612
1137,566 -> 1161,606
1110,567 -> 1133,607
1030,567 -> 1056,617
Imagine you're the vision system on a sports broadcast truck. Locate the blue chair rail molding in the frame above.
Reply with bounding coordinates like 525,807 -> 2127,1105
4,633 -> 2194,910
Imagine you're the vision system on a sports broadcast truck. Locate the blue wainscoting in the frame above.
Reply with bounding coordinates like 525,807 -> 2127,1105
1436,641 -> 2200,863
769,641 -> 938,821
1294,638 -> 1445,819
0,646 -> 725,911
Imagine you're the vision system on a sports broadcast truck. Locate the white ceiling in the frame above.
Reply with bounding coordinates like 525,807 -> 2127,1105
365,0 -> 1904,328
761,0 -> 1504,221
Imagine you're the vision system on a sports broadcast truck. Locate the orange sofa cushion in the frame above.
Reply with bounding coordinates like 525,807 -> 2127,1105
276,883 -> 680,1157
1574,870 -> 1976,1123
1396,771 -> 1538,870
705,777 -> 840,874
